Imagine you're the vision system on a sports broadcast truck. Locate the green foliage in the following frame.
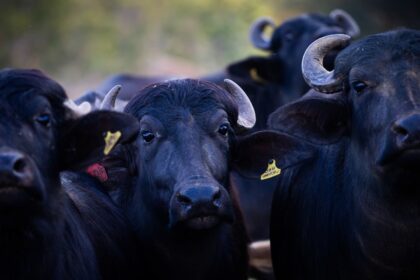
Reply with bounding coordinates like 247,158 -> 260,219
0,0 -> 279,86
1,0 -> 418,95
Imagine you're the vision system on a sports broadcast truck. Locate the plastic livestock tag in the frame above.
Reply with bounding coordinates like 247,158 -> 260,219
86,163 -> 108,182
104,130 -> 121,155
260,159 -> 281,180
250,68 -> 267,83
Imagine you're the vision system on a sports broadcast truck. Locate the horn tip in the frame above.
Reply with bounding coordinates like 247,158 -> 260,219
329,9 -> 360,37
110,84 -> 122,92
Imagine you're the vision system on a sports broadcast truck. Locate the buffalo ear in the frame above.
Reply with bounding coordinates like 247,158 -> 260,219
59,110 -> 139,170
92,143 -> 138,193
267,93 -> 348,145
227,56 -> 282,83
232,130 -> 313,179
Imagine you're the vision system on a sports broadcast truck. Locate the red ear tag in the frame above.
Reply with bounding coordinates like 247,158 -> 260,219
86,163 -> 108,182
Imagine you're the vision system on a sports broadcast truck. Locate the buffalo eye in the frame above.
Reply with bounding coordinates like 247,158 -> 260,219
35,113 -> 51,127
141,130 -> 155,143
351,81 -> 368,94
218,123 -> 229,136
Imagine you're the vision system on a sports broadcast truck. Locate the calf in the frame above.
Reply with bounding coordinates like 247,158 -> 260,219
0,68 -> 141,279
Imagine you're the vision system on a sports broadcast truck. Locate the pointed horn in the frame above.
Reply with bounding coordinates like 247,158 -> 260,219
330,9 -> 360,37
224,79 -> 256,129
100,85 -> 122,110
301,34 -> 351,93
63,99 -> 92,117
249,17 -> 276,50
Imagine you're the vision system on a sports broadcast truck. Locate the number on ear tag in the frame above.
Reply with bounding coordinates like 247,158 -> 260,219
260,159 -> 281,180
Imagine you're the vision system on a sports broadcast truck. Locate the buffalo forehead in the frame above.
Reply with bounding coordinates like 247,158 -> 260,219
126,79 -> 237,121
138,96 -> 230,126
141,108 -> 229,137
337,30 -> 420,73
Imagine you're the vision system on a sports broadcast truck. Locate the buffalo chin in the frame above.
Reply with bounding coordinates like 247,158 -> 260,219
378,148 -> 420,169
394,150 -> 420,167
184,215 -> 220,230
0,185 -> 44,208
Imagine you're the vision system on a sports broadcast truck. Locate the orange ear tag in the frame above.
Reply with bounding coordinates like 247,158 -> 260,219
260,159 -> 281,180
104,131 -> 122,155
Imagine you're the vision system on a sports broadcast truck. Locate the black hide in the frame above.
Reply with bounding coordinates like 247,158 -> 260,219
0,68 -> 142,280
268,29 -> 420,280
103,79 -> 251,280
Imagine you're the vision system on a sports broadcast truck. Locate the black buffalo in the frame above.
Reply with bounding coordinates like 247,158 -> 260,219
214,8 -> 359,130
0,68 -> 141,279
229,10 -> 359,251
97,78 -> 290,279
79,9 -> 359,131
79,11 -> 359,251
265,29 -> 420,279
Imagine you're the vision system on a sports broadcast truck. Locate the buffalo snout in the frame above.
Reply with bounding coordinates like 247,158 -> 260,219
0,149 -> 44,205
392,114 -> 420,149
176,185 -> 221,207
169,182 -> 233,230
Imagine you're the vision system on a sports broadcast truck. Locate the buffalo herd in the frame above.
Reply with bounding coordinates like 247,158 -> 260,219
1,7 -> 420,280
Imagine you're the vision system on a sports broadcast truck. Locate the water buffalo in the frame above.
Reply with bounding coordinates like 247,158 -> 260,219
228,11 -> 359,257
96,78 -> 295,279
79,9 -> 359,130
266,29 -> 420,279
217,8 -> 359,130
0,68 -> 142,279
80,11 -> 359,253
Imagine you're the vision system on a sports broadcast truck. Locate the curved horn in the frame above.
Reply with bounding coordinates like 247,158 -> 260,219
100,85 -> 122,110
301,34 -> 351,93
249,17 -> 276,51
330,9 -> 360,37
224,79 -> 256,129
63,99 -> 92,117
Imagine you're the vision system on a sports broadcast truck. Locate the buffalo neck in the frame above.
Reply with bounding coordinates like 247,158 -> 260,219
341,143 -> 420,278
0,185 -> 98,279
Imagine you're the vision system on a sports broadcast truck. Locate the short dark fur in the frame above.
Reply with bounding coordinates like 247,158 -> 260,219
105,79 -> 248,280
268,29 -> 420,279
0,68 -> 141,280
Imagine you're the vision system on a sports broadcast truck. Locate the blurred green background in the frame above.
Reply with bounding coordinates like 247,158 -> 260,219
1,0 -> 419,97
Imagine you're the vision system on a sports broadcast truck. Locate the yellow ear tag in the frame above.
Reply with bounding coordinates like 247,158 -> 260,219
250,68 -> 267,84
260,159 -> 281,180
104,131 -> 122,155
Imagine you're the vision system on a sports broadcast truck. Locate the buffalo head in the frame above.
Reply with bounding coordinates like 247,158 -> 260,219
273,28 -> 420,188
0,69 -> 138,223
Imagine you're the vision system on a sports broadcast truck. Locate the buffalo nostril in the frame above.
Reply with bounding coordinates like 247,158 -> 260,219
213,189 -> 221,201
392,125 -> 408,136
176,193 -> 192,205
0,151 -> 33,186
13,158 -> 27,174
212,189 -> 222,208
